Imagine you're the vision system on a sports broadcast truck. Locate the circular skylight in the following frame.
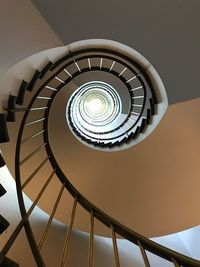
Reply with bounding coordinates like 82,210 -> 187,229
63,39 -> 168,151
68,81 -> 121,132
82,89 -> 114,124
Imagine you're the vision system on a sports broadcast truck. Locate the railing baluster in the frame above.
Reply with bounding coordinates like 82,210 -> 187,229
0,169 -> 56,264
37,96 -> 52,100
45,85 -> 58,91
111,225 -> 120,267
20,143 -> 46,165
137,240 -> 151,267
21,157 -> 49,189
60,196 -> 77,267
4,50 -> 199,267
27,169 -> 56,217
171,257 -> 180,267
30,107 -> 48,111
21,130 -> 45,144
25,118 -> 46,126
38,183 -> 65,250
88,210 -> 94,267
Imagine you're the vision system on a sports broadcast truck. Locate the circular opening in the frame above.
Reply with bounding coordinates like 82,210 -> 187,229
80,88 -> 116,126
84,95 -> 106,116
63,39 -> 168,151
68,81 -> 122,129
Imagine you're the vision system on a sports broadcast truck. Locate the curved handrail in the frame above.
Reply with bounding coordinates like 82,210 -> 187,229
1,46 -> 199,267
43,97 -> 200,267
44,50 -> 200,266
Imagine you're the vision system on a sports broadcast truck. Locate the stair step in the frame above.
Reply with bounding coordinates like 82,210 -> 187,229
145,108 -> 151,125
114,135 -> 126,146
6,95 -> 17,121
149,97 -> 155,115
0,184 -> 7,197
0,215 -> 10,235
16,80 -> 28,105
0,256 -> 20,267
0,114 -> 9,142
39,61 -> 53,79
108,140 -> 120,147
27,70 -> 40,92
132,126 -> 140,139
0,154 -> 5,167
139,118 -> 147,133
125,132 -> 134,144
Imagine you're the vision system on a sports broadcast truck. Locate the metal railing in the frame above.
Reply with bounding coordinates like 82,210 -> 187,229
0,48 -> 200,267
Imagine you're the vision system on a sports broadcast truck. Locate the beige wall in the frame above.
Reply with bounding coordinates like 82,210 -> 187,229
0,166 -> 193,267
0,44 -> 199,238
0,1 -> 199,266
48,97 -> 200,237
0,0 -> 62,76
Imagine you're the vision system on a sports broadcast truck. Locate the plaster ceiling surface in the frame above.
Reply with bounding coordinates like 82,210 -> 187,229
31,0 -> 200,104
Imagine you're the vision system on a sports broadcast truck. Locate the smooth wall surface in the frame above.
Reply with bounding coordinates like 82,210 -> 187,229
0,165 -> 197,267
0,1 -> 199,266
0,0 -> 62,76
48,97 -> 200,237
0,44 -> 199,238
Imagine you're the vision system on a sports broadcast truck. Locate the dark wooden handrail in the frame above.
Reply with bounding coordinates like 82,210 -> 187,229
1,47 -> 199,267
44,129 -> 200,267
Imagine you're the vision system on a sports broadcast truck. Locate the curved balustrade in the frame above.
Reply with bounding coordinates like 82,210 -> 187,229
0,43 -> 199,267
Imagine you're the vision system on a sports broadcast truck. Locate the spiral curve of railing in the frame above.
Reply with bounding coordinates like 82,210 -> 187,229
0,41 -> 199,267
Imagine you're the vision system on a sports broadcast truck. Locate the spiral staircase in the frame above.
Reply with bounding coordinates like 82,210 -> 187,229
0,40 -> 199,267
